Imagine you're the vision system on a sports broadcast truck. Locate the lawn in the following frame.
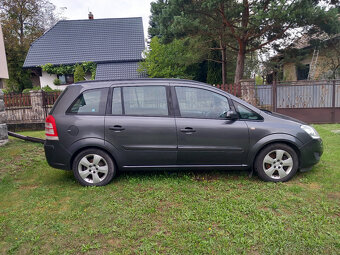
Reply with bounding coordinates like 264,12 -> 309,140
0,125 -> 339,255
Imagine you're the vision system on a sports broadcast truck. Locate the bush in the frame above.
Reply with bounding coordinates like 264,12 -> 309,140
22,87 -> 40,93
53,78 -> 61,85
74,65 -> 85,83
42,85 -> 54,92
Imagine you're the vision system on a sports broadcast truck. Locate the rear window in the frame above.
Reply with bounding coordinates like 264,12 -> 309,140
67,88 -> 108,115
49,87 -> 69,115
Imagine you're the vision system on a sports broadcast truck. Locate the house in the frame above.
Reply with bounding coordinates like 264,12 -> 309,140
0,24 -> 9,89
270,32 -> 340,82
23,14 -> 145,90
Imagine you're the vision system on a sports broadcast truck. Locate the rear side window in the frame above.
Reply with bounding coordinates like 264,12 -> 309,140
233,101 -> 263,120
123,86 -> 169,116
68,88 -> 107,114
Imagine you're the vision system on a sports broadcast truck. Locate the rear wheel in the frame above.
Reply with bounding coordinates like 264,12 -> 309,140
255,143 -> 298,182
72,149 -> 116,186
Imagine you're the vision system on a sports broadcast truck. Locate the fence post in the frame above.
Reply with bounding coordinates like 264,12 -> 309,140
240,79 -> 256,105
273,79 -> 277,112
0,89 -> 8,146
332,80 -> 336,123
30,90 -> 45,122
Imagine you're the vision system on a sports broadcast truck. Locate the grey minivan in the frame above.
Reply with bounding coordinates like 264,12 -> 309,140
44,79 -> 323,186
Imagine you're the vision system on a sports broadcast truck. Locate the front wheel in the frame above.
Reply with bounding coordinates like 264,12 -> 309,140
254,143 -> 299,182
72,149 -> 116,186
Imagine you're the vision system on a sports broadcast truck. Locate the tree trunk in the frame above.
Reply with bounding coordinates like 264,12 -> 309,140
221,47 -> 226,85
234,44 -> 246,86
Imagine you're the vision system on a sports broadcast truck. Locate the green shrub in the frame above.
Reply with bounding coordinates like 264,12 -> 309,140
22,87 -> 40,93
53,78 -> 61,85
42,85 -> 54,92
74,65 -> 85,83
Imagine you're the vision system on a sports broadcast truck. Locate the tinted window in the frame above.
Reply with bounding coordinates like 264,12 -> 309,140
123,86 -> 168,116
111,88 -> 122,115
69,89 -> 105,114
233,101 -> 262,120
175,87 -> 230,119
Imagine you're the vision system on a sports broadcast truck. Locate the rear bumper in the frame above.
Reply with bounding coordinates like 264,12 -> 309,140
299,138 -> 323,172
44,140 -> 72,170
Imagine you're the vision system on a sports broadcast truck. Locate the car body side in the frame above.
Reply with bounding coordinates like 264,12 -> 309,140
44,79 -> 323,173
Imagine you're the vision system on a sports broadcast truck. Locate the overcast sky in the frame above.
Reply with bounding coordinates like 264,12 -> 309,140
50,0 -> 154,38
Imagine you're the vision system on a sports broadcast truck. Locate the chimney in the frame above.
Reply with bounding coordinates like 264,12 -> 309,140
88,12 -> 94,20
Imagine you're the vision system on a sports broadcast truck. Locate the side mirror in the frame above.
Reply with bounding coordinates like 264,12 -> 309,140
225,110 -> 238,120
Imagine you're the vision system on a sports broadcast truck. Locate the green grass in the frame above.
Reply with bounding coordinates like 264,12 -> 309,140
0,126 -> 339,254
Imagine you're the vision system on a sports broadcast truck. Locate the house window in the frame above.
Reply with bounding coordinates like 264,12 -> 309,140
297,64 -> 310,80
57,74 -> 74,84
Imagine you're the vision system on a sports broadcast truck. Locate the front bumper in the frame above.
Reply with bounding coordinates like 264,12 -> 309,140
299,138 -> 323,172
44,140 -> 72,170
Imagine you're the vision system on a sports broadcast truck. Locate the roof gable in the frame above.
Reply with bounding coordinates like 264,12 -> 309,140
24,17 -> 145,68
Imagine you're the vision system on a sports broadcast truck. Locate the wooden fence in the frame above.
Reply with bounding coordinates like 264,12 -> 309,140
4,91 -> 62,124
4,91 -> 61,109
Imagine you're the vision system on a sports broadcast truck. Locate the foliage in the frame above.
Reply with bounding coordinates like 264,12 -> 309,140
42,85 -> 54,92
0,0 -> 60,92
73,65 -> 85,83
53,78 -> 61,85
22,86 -> 40,93
21,85 -> 58,93
41,62 -> 97,80
139,37 -> 202,79
0,125 -> 339,253
150,0 -> 340,85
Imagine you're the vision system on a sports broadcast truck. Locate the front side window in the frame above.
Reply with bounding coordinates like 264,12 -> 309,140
123,86 -> 169,116
69,89 -> 106,114
233,101 -> 262,120
175,86 -> 230,119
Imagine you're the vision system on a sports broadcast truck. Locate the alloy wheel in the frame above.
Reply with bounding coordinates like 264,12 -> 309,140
262,149 -> 294,180
77,154 -> 109,184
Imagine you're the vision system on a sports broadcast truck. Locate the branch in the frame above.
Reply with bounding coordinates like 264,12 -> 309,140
206,58 -> 222,64
248,24 -> 293,52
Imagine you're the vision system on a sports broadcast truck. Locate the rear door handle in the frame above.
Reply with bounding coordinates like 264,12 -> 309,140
180,127 -> 196,133
109,125 -> 125,131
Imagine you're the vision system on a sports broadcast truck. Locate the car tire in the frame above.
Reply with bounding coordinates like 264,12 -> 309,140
72,148 -> 116,186
254,143 -> 299,182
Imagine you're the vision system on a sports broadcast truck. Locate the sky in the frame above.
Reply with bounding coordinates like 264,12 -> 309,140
50,0 -> 154,38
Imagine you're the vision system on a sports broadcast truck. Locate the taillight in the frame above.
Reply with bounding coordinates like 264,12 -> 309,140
45,115 -> 59,140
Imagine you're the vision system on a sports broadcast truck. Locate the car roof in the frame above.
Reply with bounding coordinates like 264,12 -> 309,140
75,78 -> 207,87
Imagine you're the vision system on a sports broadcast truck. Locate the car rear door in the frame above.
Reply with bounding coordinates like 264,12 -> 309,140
172,84 -> 249,167
104,82 -> 177,168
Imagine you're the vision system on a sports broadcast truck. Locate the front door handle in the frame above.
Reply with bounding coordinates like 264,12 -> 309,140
180,127 -> 196,133
109,125 -> 125,131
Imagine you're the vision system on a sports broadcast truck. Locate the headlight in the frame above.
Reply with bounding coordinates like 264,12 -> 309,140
301,125 -> 320,139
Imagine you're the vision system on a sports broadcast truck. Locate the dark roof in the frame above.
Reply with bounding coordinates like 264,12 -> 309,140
95,62 -> 146,80
23,17 -> 145,68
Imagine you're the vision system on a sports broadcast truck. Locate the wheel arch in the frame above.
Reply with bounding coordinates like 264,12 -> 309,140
68,138 -> 121,170
248,134 -> 303,169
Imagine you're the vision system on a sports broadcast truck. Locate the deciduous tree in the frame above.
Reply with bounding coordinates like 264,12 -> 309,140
0,0 -> 60,91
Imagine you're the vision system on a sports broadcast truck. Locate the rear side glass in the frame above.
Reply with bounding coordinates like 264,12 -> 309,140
68,88 -> 107,114
123,86 -> 169,116
111,88 -> 122,115
233,101 -> 263,120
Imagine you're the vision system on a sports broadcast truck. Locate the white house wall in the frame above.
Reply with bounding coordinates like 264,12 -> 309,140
39,71 -> 68,90
0,25 -> 9,79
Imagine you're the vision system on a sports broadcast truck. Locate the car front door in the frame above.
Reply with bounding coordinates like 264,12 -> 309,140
105,84 -> 177,168
173,85 -> 249,166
